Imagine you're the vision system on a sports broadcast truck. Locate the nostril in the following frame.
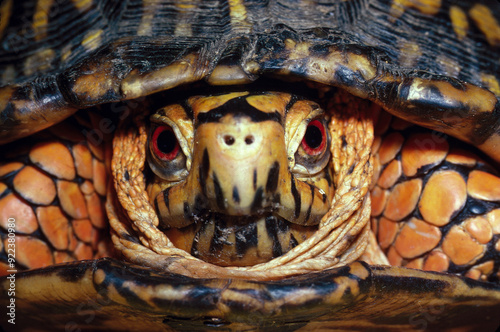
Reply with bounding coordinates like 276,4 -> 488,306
245,135 -> 254,145
224,135 -> 235,145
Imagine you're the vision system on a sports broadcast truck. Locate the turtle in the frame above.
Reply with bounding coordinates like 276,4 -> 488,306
0,0 -> 500,331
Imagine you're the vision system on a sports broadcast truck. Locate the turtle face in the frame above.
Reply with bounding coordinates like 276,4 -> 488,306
146,92 -> 333,266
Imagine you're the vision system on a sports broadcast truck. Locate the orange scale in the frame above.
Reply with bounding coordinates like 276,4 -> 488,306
73,143 -> 94,179
36,206 -> 70,250
85,192 -> 107,229
371,218 -> 378,235
445,148 -> 478,167
0,182 -> 7,196
13,166 -> 56,205
377,216 -> 399,249
401,133 -> 449,177
423,250 -> 450,272
394,218 -> 441,259
370,186 -> 388,217
442,225 -> 485,266
405,257 -> 424,270
74,242 -> 94,261
384,179 -> 422,221
80,180 -> 95,195
418,170 -> 466,227
14,235 -> 54,269
377,159 -> 401,189
0,193 -> 38,234
0,162 -> 23,177
72,219 -> 94,243
377,132 -> 404,165
475,260 -> 495,276
467,170 -> 500,201
68,231 -> 79,252
465,269 -> 481,280
29,141 -> 76,180
486,209 -> 500,234
88,141 -> 105,161
464,216 -> 493,244
387,246 -> 403,266
92,159 -> 107,196
96,240 -> 112,258
371,156 -> 381,190
371,136 -> 382,156
54,251 -> 75,264
57,180 -> 89,219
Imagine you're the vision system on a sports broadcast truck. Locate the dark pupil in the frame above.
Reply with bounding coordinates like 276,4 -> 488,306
304,125 -> 323,149
157,130 -> 177,154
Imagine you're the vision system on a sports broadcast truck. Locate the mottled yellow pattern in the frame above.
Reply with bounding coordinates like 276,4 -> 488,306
33,0 -> 54,41
81,29 -> 103,51
449,5 -> 468,40
469,4 -> 500,46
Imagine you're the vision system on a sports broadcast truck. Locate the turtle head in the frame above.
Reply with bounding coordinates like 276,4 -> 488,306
146,92 -> 334,266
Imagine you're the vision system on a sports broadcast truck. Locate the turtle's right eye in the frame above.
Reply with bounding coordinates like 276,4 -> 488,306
148,124 -> 187,181
152,126 -> 180,161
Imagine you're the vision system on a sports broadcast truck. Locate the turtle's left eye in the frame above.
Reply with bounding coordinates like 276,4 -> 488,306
301,120 -> 327,155
152,126 -> 180,161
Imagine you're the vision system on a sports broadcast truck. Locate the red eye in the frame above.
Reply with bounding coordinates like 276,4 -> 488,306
151,126 -> 180,161
301,119 -> 326,155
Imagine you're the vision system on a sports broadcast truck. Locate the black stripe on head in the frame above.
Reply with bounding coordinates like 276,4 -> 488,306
265,216 -> 283,257
179,99 -> 194,120
210,217 -> 228,255
291,177 -> 301,219
235,222 -> 258,257
196,97 -> 282,127
265,161 -> 280,193
253,169 -> 257,190
304,183 -> 315,223
162,187 -> 171,212
199,148 -> 210,196
250,187 -> 264,214
213,173 -> 225,210
232,186 -> 240,204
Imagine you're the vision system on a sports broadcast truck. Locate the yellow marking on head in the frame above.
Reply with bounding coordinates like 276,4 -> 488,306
398,41 -> 421,67
246,93 -> 291,115
81,29 -> 103,51
481,73 -> 500,96
189,92 -> 249,116
0,0 -> 13,40
72,0 -> 93,11
24,48 -> 55,77
469,4 -> 500,46
33,0 -> 54,41
449,6 -> 468,40
228,0 -> 251,33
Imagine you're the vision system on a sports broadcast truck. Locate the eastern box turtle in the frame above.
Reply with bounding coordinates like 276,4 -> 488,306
0,0 -> 500,331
